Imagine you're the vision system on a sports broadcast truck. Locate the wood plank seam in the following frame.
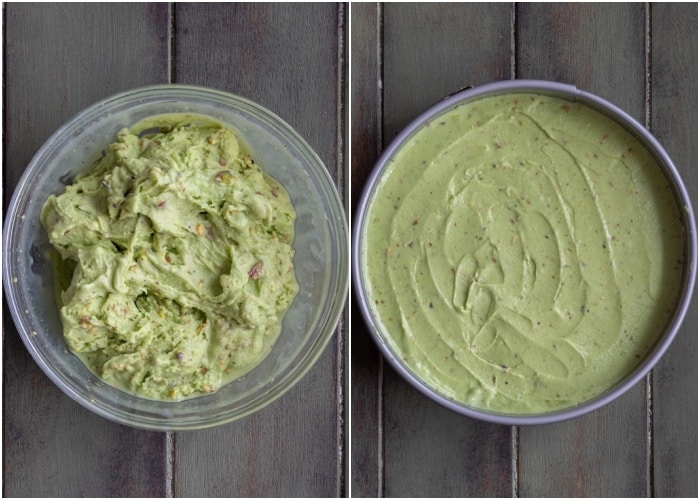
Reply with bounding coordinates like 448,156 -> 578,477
166,431 -> 175,498
510,5 -> 518,497
336,3 -> 348,496
169,2 -> 176,84
376,2 -> 386,496
644,3 -> 654,497
167,5 -> 176,498
510,2 -> 517,80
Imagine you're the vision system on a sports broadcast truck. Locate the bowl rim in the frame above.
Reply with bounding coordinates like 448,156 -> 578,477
3,83 -> 349,430
352,78 -> 698,425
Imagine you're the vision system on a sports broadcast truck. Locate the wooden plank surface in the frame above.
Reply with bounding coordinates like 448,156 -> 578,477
350,2 -> 697,498
649,3 -> 698,497
364,4 -> 516,497
2,4 -> 170,497
3,3 -> 347,497
172,4 -> 345,496
515,4 -> 650,497
4,2 -> 697,498
350,3 -> 382,498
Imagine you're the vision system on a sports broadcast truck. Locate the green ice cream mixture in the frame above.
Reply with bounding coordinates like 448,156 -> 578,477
363,93 -> 686,414
41,114 -> 299,400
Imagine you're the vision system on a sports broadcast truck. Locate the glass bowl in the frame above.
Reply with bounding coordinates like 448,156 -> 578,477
3,84 -> 348,430
353,79 -> 697,425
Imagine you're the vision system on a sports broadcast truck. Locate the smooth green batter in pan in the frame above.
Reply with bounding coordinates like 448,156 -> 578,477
363,93 -> 685,413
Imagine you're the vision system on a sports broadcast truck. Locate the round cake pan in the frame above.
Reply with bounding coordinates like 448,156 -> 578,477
353,79 -> 697,425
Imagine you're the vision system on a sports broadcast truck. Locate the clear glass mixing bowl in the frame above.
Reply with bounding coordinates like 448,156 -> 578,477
3,85 -> 348,430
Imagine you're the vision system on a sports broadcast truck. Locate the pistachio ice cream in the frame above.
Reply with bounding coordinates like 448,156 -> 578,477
362,93 -> 686,414
41,115 -> 298,400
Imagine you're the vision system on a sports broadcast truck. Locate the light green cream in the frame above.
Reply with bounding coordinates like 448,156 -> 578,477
41,114 -> 298,400
363,93 -> 686,414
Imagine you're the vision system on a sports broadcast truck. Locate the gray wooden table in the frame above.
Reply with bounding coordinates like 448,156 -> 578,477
3,3 -> 347,497
4,2 -> 698,498
351,3 -> 697,498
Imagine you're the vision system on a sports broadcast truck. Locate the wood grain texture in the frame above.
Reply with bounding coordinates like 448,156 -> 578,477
173,366 -> 342,497
649,3 -> 698,497
383,379 -> 514,498
515,4 -> 650,496
3,3 -> 170,497
350,3 -> 382,498
174,3 -> 342,176
171,3 -> 346,497
516,2 -> 647,116
3,2 -> 170,201
382,3 -> 512,142
379,4 -> 514,497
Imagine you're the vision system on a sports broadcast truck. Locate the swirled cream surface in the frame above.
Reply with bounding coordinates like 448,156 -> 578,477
363,93 -> 686,414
